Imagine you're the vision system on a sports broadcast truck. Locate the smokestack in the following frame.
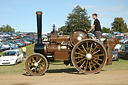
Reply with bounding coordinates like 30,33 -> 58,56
36,11 -> 42,44
34,11 -> 45,54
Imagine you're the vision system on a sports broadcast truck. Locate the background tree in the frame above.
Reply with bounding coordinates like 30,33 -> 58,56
0,25 -> 15,32
61,5 -> 91,34
111,17 -> 127,33
102,27 -> 112,33
60,26 -> 68,34
61,26 -> 67,32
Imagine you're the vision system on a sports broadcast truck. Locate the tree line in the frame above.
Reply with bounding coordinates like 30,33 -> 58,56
0,25 -> 15,32
61,5 -> 128,34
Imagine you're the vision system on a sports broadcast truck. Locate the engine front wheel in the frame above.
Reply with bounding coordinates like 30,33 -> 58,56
25,53 -> 48,76
71,39 -> 107,74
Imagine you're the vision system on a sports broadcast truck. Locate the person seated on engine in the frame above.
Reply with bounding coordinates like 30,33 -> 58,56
51,24 -> 57,34
88,13 -> 102,42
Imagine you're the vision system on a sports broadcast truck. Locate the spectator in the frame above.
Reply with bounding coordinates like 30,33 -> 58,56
22,47 -> 26,58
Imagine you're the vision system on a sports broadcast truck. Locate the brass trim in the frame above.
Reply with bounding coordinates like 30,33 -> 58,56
44,44 -> 47,55
61,46 -> 67,49
36,11 -> 43,15
58,44 -> 61,51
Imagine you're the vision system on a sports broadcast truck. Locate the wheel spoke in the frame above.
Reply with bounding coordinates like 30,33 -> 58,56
91,44 -> 98,53
97,59 -> 102,61
77,58 -> 86,64
75,52 -> 86,57
94,58 -> 103,61
89,43 -> 93,53
37,58 -> 42,63
93,65 -> 96,70
75,55 -> 84,59
84,60 -> 88,70
92,50 -> 100,55
36,56 -> 40,62
31,57 -> 36,63
86,41 -> 89,51
38,66 -> 41,71
93,54 -> 104,57
90,60 -> 96,70
82,44 -> 87,54
80,61 -> 86,68
28,63 -> 34,67
93,60 -> 100,66
39,62 -> 45,65
29,65 -> 34,67
35,67 -> 37,73
39,63 -> 44,67
77,47 -> 84,53
89,61 -> 92,71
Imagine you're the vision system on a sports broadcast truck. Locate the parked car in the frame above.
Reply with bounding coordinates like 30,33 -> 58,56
107,34 -> 115,38
16,35 -> 20,39
102,33 -> 115,38
118,44 -> 128,60
112,51 -> 119,61
23,36 -> 36,42
0,32 -> 10,37
0,42 -> 10,50
4,36 -> 12,40
122,36 -> 128,44
10,36 -> 16,40
24,37 -> 36,44
8,40 -> 24,47
115,36 -> 124,43
2,42 -> 18,49
7,41 -> 20,48
112,45 -> 121,61
0,49 -> 24,65
0,46 -> 4,52
118,36 -> 128,44
17,39 -> 31,45
0,37 -> 7,42
13,40 -> 25,47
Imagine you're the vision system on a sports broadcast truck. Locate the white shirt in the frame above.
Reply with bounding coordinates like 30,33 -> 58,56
22,47 -> 26,52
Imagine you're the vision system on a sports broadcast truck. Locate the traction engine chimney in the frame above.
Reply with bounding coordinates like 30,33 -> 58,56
34,11 -> 45,54
36,11 -> 42,44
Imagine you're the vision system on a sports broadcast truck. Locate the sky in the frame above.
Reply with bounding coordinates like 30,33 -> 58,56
0,0 -> 128,32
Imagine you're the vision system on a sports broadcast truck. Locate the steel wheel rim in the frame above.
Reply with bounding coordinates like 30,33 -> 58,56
25,53 -> 48,76
71,39 -> 107,74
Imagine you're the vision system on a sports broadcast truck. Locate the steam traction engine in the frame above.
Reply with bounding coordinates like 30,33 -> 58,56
25,11 -> 119,76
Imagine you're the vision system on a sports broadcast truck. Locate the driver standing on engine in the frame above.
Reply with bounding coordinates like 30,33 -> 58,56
88,13 -> 102,42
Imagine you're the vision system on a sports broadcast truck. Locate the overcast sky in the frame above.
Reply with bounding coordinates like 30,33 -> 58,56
0,0 -> 128,32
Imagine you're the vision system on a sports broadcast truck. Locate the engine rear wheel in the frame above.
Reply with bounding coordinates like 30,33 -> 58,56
25,53 -> 48,76
71,39 -> 107,74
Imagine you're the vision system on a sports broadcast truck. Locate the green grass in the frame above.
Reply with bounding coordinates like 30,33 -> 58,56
104,59 -> 128,71
0,44 -> 128,75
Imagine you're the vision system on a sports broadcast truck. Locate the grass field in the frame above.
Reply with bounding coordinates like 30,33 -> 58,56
0,44 -> 128,75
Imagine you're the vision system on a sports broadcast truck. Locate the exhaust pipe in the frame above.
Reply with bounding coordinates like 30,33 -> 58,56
34,11 -> 45,54
36,11 -> 42,44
